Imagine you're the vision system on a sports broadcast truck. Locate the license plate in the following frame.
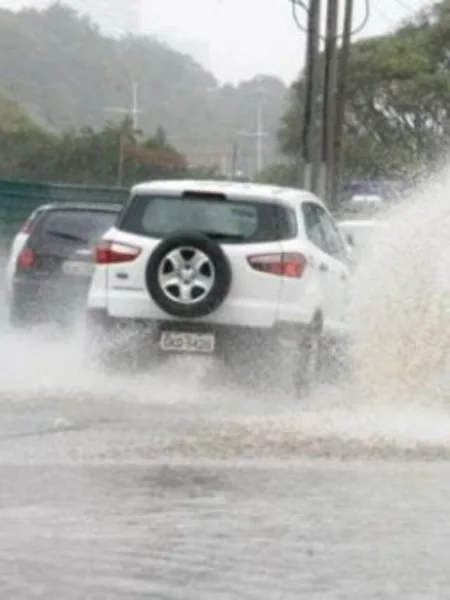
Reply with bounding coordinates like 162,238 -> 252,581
159,331 -> 216,353
62,261 -> 94,277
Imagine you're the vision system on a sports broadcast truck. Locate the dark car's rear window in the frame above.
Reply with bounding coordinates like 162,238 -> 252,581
117,194 -> 297,243
35,209 -> 118,246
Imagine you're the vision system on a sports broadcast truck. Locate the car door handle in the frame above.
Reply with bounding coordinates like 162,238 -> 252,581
318,263 -> 328,272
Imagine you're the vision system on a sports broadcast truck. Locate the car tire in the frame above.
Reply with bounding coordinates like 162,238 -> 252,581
84,310 -> 117,370
8,298 -> 33,329
293,319 -> 323,397
84,310 -> 161,371
319,337 -> 349,383
217,331 -> 279,390
146,231 -> 232,319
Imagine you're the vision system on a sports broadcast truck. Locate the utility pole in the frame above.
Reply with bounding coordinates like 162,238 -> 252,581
256,99 -> 264,174
117,133 -> 125,187
105,79 -> 143,188
231,141 -> 238,179
105,79 -> 143,132
323,0 -> 339,207
131,80 -> 139,131
296,3 -> 311,188
237,94 -> 269,179
333,0 -> 354,206
300,0 -> 323,194
294,0 -> 358,206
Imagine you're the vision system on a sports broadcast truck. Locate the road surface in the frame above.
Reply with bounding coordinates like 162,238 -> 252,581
1,327 -> 450,598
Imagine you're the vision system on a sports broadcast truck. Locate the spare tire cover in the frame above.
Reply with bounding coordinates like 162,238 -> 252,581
146,231 -> 232,318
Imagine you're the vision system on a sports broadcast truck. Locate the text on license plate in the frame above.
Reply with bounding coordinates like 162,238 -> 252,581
159,331 -> 215,353
62,261 -> 94,277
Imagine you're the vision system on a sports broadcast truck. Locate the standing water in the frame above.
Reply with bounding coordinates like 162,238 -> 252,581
2,177 -> 450,597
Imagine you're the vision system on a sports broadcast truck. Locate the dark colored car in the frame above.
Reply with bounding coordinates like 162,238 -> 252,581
8,202 -> 122,327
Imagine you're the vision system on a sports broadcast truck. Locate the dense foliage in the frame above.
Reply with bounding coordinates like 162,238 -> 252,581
0,93 -> 186,185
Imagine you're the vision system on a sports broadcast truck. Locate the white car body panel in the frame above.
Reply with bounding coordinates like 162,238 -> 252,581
99,229 -> 284,327
88,180 -> 352,338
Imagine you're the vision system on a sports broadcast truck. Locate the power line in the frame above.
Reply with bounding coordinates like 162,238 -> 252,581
392,0 -> 414,12
348,0 -> 370,37
288,0 -> 371,40
290,0 -> 309,31
370,0 -> 416,30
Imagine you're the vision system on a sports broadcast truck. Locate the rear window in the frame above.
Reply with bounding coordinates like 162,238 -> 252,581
118,194 -> 297,243
36,209 -> 118,245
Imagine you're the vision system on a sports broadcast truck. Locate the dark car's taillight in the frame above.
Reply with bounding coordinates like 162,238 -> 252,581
16,248 -> 36,271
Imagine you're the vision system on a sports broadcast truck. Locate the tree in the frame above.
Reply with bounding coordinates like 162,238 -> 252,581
279,0 -> 450,179
0,95 -> 187,185
0,4 -> 289,175
0,90 -> 58,179
0,90 -> 41,132
256,162 -> 298,187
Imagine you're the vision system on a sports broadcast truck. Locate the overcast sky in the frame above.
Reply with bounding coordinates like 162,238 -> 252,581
4,0 -> 432,83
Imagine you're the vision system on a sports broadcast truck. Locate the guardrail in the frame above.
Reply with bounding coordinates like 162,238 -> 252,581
0,178 -> 392,252
0,179 -> 128,248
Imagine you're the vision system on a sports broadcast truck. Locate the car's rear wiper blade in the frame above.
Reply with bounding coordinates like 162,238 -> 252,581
45,230 -> 88,244
203,232 -> 246,241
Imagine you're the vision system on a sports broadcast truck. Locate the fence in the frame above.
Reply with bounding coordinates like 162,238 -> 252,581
0,179 -> 128,248
0,177 -> 386,249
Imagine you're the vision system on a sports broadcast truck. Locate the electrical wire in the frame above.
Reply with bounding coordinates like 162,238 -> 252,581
351,0 -> 371,37
288,0 -> 371,40
392,0 -> 413,11
371,0 -> 417,30
289,0 -> 310,34
291,0 -> 309,9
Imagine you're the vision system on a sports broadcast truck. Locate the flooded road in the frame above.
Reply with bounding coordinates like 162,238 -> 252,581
3,455 -> 450,600
1,339 -> 450,600
4,181 -> 450,599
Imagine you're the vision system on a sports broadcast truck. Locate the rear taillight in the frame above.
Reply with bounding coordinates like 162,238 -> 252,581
16,248 -> 36,270
95,241 -> 141,264
247,252 -> 307,278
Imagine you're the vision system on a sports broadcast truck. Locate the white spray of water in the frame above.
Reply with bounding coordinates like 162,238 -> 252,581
349,171 -> 450,401
4,173 -> 450,461
183,171 -> 450,456
0,320 -> 212,408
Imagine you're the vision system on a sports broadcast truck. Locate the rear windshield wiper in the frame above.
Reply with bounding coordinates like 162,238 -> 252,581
203,232 -> 246,242
45,230 -> 88,244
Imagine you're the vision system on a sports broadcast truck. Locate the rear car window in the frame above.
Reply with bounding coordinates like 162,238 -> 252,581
36,209 -> 118,246
117,194 -> 297,243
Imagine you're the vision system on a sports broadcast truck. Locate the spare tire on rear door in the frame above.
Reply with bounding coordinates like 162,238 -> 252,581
146,231 -> 232,319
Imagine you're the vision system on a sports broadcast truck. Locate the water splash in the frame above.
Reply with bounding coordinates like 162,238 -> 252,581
349,172 -> 450,400
4,174 -> 450,464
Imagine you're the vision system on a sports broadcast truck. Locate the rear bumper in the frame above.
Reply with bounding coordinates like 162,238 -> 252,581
86,309 -> 300,355
11,276 -> 91,322
102,295 -> 280,329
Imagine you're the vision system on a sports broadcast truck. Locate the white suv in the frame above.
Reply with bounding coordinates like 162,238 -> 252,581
86,180 -> 351,389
